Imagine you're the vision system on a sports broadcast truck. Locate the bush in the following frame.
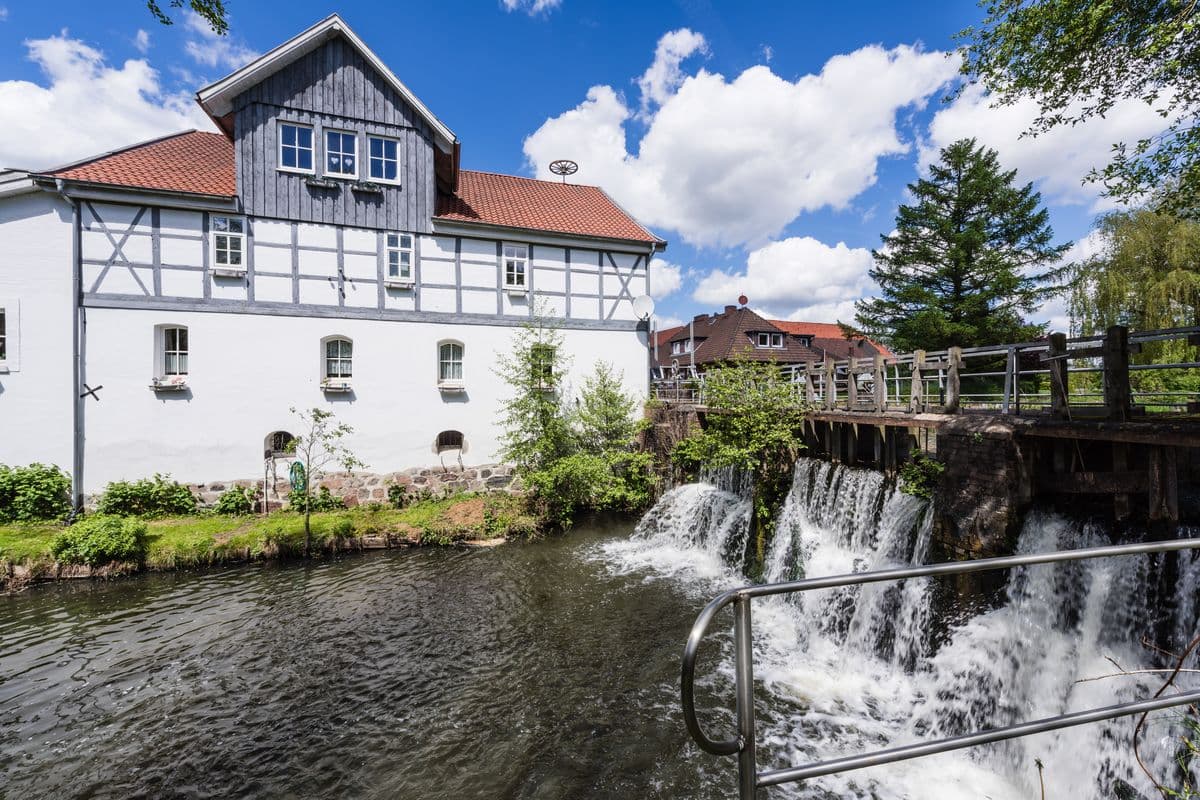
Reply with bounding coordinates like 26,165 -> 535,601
899,454 -> 946,501
212,485 -> 258,516
0,463 -> 72,522
526,451 -> 656,529
96,474 -> 198,518
51,515 -> 148,566
287,485 -> 345,513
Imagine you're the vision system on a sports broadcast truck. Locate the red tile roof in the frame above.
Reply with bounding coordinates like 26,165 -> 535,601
42,131 -> 236,197
435,170 -> 662,245
774,320 -> 894,358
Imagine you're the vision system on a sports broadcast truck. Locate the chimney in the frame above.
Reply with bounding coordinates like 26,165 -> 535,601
724,305 -> 737,314
692,313 -> 709,323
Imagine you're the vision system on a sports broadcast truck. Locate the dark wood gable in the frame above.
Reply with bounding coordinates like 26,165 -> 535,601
232,35 -> 437,231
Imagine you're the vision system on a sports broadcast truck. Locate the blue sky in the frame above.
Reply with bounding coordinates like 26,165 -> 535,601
0,0 -> 1168,330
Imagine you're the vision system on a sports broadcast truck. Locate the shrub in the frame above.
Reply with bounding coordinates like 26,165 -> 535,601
51,515 -> 148,566
212,485 -> 258,516
899,454 -> 946,501
526,450 -> 656,529
96,474 -> 198,518
287,485 -> 345,513
0,463 -> 72,522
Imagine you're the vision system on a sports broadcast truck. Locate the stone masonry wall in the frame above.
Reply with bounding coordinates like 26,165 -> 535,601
932,416 -> 1030,560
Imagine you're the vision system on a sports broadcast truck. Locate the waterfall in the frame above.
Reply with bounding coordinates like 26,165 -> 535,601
604,456 -> 1200,799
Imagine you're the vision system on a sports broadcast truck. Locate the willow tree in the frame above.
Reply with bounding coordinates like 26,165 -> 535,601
958,0 -> 1200,217
855,138 -> 1068,352
1070,209 -> 1200,390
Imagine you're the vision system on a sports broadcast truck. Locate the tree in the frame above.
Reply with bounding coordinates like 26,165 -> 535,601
854,138 -> 1068,352
494,314 -> 573,473
288,407 -> 365,557
145,0 -> 230,35
1069,209 -> 1200,390
575,362 -> 639,454
958,0 -> 1200,217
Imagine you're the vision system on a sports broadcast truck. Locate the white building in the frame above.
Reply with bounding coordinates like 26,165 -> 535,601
0,15 -> 663,504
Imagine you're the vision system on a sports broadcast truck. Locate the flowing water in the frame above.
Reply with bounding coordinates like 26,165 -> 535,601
3,461 -> 1199,798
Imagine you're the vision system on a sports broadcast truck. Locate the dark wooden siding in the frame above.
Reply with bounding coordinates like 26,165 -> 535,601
232,36 -> 436,232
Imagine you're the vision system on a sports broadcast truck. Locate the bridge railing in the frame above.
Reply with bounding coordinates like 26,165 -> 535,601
650,324 -> 1200,419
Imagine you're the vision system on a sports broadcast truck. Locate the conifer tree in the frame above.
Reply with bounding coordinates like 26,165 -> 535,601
855,138 -> 1068,351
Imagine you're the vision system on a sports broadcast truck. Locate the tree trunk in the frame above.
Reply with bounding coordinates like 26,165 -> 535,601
304,491 -> 312,557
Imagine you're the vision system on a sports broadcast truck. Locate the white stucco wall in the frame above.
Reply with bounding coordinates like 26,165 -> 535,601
0,190 -> 75,471
78,308 -> 649,491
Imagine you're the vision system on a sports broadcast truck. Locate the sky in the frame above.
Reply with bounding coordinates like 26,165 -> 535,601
0,0 -> 1161,332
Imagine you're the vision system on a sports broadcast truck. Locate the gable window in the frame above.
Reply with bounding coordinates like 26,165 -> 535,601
670,339 -> 693,355
438,341 -> 464,388
756,332 -> 784,349
385,233 -> 414,283
325,130 -> 357,178
503,243 -> 527,290
279,122 -> 314,172
323,337 -> 353,380
531,344 -> 555,387
211,216 -> 245,272
435,430 -> 464,453
368,136 -> 400,182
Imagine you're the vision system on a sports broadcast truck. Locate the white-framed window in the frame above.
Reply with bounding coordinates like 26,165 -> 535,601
670,339 -> 693,355
278,122 -> 314,172
756,332 -> 784,349
325,130 -> 358,178
503,243 -> 527,289
162,326 -> 188,376
324,337 -> 353,379
368,135 -> 400,182
531,343 -> 555,387
386,233 -> 414,281
438,341 -> 464,385
212,216 -> 245,269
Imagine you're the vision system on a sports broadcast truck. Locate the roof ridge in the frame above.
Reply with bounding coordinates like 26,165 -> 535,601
459,168 -> 604,190
37,129 -> 203,176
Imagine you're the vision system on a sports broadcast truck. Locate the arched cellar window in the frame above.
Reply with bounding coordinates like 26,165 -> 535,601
265,431 -> 295,459
435,430 -> 464,453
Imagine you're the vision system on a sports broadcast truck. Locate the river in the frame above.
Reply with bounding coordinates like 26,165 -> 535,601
3,459 -> 1199,798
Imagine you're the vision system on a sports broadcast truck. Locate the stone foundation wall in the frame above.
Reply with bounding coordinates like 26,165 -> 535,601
931,416 -> 1030,560
87,464 -> 520,510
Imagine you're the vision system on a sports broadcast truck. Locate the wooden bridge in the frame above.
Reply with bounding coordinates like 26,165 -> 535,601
649,325 -> 1200,527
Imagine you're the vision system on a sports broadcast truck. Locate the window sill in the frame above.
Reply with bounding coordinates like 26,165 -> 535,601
321,380 -> 353,393
0,363 -> 9,374
211,267 -> 247,279
150,378 -> 188,392
305,175 -> 340,190
278,166 -> 315,177
504,285 -> 528,296
383,278 -> 415,290
438,381 -> 466,393
351,180 -> 387,194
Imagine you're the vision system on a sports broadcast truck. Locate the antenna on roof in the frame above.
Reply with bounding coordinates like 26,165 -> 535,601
549,159 -> 578,184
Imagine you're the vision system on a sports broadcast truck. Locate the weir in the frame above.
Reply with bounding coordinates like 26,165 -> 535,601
621,457 -> 1200,798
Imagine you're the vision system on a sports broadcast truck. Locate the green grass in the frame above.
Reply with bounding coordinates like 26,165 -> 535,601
0,493 -> 540,575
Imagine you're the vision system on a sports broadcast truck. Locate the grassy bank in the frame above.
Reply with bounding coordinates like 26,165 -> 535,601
1,493 -> 538,588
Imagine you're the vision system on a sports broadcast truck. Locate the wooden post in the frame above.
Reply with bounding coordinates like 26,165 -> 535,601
1002,346 -> 1015,415
847,357 -> 859,407
1102,324 -> 1131,422
824,355 -> 836,411
1048,332 -> 1069,419
909,350 -> 925,413
1113,443 -> 1130,521
803,363 -> 816,405
945,346 -> 963,414
873,355 -> 886,412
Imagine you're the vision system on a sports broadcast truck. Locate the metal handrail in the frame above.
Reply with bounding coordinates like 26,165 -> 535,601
680,537 -> 1200,799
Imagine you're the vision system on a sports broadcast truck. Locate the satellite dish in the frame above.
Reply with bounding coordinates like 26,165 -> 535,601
632,295 -> 655,321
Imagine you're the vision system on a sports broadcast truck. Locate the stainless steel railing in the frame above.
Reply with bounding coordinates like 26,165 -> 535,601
680,538 -> 1200,799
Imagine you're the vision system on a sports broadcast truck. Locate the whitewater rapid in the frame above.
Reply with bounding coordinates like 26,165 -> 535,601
598,458 -> 1200,799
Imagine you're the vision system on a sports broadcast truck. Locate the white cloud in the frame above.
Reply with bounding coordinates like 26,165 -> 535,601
134,29 -> 150,54
760,44 -> 773,64
653,314 -> 684,330
649,257 -> 684,299
1033,228 -> 1109,332
525,39 -> 960,248
501,0 -> 562,15
636,29 -> 707,114
0,7 -> 9,21
183,12 -> 258,70
0,34 -> 212,170
925,83 -> 1173,211
692,236 -> 876,322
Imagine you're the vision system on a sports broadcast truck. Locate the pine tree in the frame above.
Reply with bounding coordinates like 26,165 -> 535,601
855,138 -> 1069,352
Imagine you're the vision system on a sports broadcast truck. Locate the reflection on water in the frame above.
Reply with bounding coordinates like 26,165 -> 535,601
0,520 -> 734,800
